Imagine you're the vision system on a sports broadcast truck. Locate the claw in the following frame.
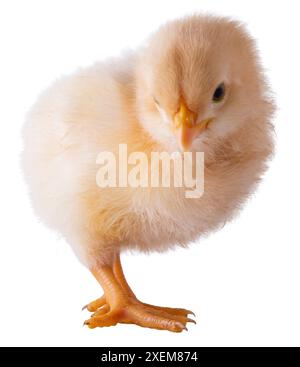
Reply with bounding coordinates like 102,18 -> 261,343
183,309 -> 195,316
183,325 -> 188,331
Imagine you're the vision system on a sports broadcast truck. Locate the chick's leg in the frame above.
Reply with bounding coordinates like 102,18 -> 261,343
84,254 -> 195,332
82,254 -> 135,312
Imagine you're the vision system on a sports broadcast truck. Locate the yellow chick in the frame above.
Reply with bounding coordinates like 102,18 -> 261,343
22,15 -> 274,332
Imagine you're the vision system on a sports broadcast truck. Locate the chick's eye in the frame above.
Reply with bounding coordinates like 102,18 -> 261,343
212,83 -> 225,103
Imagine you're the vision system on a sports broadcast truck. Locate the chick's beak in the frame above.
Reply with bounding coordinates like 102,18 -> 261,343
173,101 -> 212,151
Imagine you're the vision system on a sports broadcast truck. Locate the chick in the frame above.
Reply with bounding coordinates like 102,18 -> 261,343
22,15 -> 274,332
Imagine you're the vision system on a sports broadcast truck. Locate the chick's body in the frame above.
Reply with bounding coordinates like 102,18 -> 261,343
23,15 -> 274,332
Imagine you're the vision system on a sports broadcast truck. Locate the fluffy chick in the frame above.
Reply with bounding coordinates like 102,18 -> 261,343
22,15 -> 274,332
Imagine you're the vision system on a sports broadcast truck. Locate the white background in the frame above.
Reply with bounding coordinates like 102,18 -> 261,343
0,0 -> 299,347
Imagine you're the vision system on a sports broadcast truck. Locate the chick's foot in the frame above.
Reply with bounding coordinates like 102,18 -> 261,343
83,254 -> 195,332
84,296 -> 194,332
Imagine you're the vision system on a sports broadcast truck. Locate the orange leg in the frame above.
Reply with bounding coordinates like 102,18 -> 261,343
83,254 -> 195,332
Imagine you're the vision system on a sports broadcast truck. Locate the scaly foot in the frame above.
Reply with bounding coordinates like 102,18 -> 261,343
84,296 -> 195,332
83,296 -> 195,332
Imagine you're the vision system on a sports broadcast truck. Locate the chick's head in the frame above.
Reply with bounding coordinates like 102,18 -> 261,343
136,15 -> 271,152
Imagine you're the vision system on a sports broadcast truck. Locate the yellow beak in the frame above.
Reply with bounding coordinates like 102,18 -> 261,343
173,101 -> 212,151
